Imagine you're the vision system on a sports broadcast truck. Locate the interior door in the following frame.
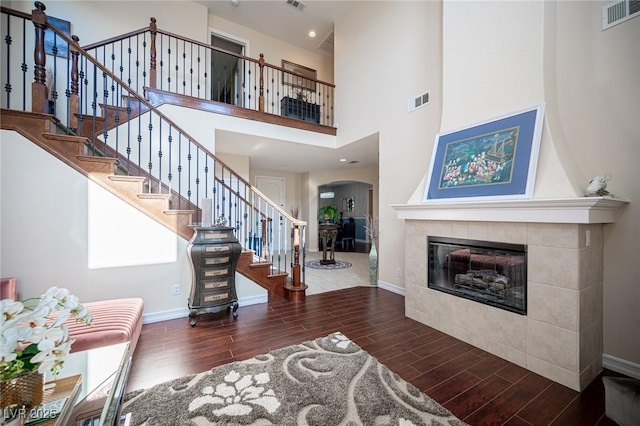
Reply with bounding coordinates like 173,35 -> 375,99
211,34 -> 244,106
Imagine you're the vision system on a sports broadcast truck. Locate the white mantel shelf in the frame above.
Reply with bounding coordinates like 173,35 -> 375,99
391,197 -> 629,224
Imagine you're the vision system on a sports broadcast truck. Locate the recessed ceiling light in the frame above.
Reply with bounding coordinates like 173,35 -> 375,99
308,31 -> 316,38
339,158 -> 347,162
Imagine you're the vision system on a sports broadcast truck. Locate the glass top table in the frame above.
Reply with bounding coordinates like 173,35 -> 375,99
43,342 -> 132,426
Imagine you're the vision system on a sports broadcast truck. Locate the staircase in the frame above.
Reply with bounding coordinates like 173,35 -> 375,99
0,3 -> 308,302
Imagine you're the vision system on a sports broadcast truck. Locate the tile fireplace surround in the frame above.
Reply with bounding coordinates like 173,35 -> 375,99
393,197 -> 628,391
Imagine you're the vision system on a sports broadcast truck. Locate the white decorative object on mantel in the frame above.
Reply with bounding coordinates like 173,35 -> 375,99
584,173 -> 612,197
201,198 -> 213,227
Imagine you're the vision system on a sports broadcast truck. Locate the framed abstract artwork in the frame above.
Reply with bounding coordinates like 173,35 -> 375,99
282,60 -> 316,92
45,16 -> 71,58
424,104 -> 545,202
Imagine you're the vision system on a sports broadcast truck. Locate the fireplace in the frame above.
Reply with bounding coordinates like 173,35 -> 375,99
428,237 -> 527,315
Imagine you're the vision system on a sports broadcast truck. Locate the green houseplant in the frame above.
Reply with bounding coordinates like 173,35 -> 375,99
318,204 -> 339,223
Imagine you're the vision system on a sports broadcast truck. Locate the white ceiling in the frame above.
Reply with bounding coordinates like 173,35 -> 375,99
194,0 -> 379,173
193,0 -> 347,55
216,130 -> 379,173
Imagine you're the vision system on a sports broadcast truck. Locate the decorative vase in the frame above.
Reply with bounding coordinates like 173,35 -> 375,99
0,370 -> 44,411
369,239 -> 378,287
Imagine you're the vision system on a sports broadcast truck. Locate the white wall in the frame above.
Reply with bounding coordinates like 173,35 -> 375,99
208,15 -> 333,85
9,1 -> 209,45
334,1 -> 443,285
0,131 -> 191,313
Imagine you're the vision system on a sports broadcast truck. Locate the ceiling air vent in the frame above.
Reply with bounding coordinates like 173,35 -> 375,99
286,0 -> 307,12
602,0 -> 640,30
407,91 -> 430,113
317,31 -> 334,54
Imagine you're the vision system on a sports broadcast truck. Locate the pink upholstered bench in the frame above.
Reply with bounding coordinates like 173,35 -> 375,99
67,298 -> 144,354
0,277 -> 17,300
1,279 -> 143,355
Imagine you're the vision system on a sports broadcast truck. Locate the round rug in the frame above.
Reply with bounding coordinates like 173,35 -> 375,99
305,260 -> 352,270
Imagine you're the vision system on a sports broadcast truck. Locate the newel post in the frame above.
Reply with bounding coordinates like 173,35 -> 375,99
291,224 -> 302,287
258,53 -> 265,112
149,17 -> 157,89
69,35 -> 80,130
31,1 -> 48,113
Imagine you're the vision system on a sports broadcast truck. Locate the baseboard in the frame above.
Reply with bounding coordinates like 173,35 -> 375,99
239,294 -> 269,306
142,294 -> 269,324
603,354 -> 640,379
377,280 -> 405,296
142,307 -> 189,324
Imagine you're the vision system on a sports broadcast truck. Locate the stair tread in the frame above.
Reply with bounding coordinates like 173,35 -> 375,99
77,155 -> 117,163
108,175 -> 146,183
137,193 -> 171,200
163,209 -> 195,215
42,132 -> 86,142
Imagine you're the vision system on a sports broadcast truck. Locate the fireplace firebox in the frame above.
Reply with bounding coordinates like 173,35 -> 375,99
427,237 -> 527,315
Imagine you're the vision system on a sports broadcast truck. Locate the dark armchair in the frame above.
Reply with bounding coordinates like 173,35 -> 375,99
340,221 -> 356,250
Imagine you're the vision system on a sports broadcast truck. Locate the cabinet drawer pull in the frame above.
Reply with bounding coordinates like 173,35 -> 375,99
204,268 -> 229,277
205,245 -> 230,253
204,280 -> 228,290
204,257 -> 230,265
203,232 -> 228,240
203,293 -> 229,303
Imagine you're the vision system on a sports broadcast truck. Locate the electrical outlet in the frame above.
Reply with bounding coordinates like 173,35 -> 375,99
396,268 -> 402,277
585,230 -> 591,247
172,284 -> 181,295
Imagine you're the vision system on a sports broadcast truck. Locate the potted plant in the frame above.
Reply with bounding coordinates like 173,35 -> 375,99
318,204 -> 339,223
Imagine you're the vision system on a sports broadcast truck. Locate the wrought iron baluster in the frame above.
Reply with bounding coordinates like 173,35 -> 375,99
158,117 -> 163,194
186,141 -> 192,204
166,35 -> 172,91
182,39 -> 186,95
195,146 -> 200,213
142,32 -> 147,90
125,93 -> 132,173
147,113 -> 153,191
196,45 -> 201,98
167,128 -> 173,194
101,52 -> 109,156
177,134 -> 183,209
3,14 -> 12,108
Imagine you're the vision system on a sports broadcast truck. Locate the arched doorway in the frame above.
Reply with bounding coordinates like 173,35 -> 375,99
317,181 -> 373,253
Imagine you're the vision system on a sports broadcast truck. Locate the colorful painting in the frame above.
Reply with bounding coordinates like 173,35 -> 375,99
424,105 -> 544,201
439,127 -> 519,189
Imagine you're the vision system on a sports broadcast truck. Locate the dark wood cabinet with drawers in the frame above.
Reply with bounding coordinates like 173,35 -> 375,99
187,226 -> 241,326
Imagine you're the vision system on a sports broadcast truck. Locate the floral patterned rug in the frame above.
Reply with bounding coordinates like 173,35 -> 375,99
121,332 -> 467,425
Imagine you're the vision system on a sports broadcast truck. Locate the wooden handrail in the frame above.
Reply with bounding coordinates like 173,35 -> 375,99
81,27 -> 150,51
0,5 -> 31,19
37,12 -> 302,226
154,25 -> 335,88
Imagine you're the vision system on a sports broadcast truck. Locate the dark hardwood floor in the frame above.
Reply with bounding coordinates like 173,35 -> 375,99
127,287 -> 623,425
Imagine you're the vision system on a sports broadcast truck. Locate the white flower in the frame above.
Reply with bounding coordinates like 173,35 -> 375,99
0,287 -> 92,381
189,370 -> 281,416
1,300 -> 25,327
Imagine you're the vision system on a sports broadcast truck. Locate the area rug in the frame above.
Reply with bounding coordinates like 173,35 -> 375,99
121,332 -> 467,425
304,260 -> 352,270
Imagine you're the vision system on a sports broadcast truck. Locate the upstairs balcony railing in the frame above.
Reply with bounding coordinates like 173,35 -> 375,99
1,2 -> 308,288
80,17 -> 335,128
